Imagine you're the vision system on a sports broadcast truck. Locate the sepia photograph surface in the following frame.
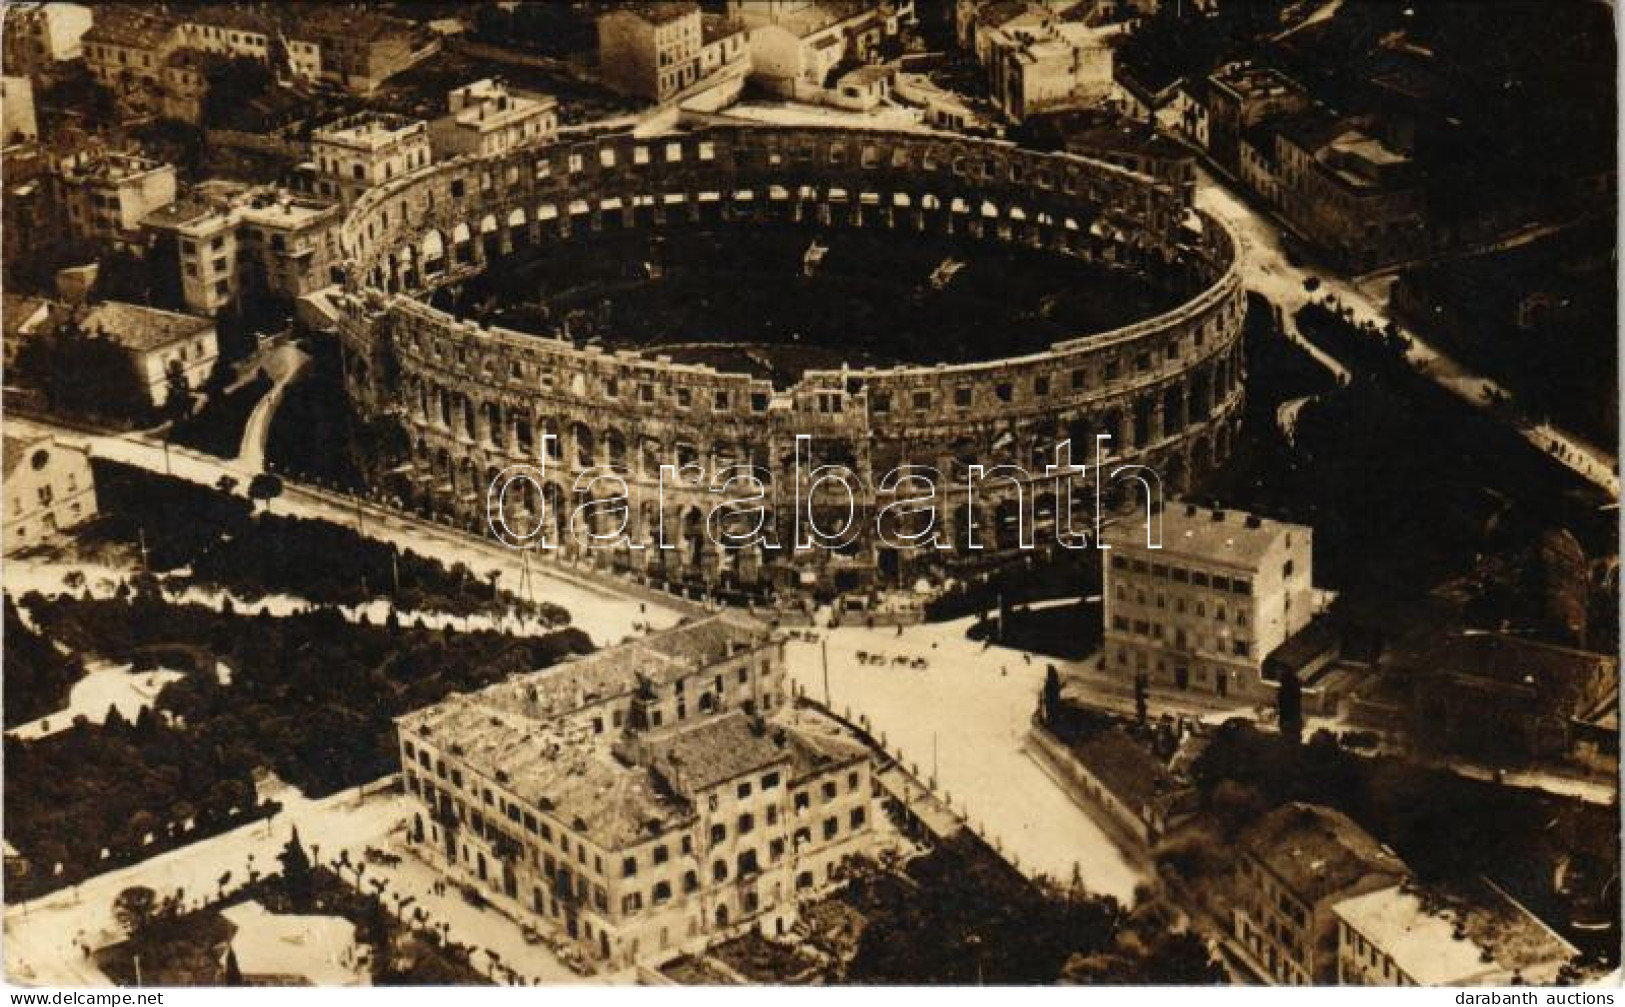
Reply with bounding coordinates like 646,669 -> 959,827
0,0 -> 1618,991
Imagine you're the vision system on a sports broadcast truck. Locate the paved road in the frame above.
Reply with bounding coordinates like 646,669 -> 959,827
9,417 -> 682,648
4,786 -> 412,986
234,342 -> 310,474
1197,171 -> 1618,498
787,619 -> 1146,902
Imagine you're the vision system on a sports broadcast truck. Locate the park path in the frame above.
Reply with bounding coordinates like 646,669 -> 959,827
234,341 -> 310,474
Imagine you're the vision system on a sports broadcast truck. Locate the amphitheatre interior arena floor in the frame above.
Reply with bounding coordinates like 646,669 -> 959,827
432,223 -> 1191,387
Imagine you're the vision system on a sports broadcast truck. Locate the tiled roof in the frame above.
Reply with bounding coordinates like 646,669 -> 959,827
645,712 -> 791,793
612,3 -> 699,27
398,614 -> 785,848
1069,727 -> 1174,811
1414,633 -> 1616,715
1106,499 -> 1307,567
1242,802 -> 1406,906
2,430 -> 50,477
1333,878 -> 1577,985
79,301 -> 213,353
85,8 -> 176,49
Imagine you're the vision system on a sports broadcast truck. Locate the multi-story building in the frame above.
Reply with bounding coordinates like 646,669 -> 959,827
81,7 -> 181,101
598,3 -> 748,104
2,428 -> 97,556
1403,631 -> 1618,764
174,4 -> 320,81
1333,879 -> 1578,986
1102,502 -> 1315,702
143,184 -> 344,315
1,295 -> 59,370
1055,109 -> 1195,203
301,6 -> 436,94
2,76 -> 39,145
1230,802 -> 1406,985
158,48 -> 218,126
739,2 -> 892,104
77,301 -> 218,407
308,112 -> 432,206
1273,113 -> 1425,272
1200,61 -> 1309,175
51,150 -> 178,251
429,79 -> 559,161
1,2 -> 93,82
2,143 -> 49,272
984,18 -> 1117,123
396,613 -> 878,967
598,3 -> 705,103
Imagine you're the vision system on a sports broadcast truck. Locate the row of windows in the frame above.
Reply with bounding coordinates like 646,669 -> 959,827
1112,554 -> 1254,595
1109,616 -> 1250,656
1114,583 -> 1250,626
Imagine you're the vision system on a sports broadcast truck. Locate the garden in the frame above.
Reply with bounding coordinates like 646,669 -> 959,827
5,593 -> 589,897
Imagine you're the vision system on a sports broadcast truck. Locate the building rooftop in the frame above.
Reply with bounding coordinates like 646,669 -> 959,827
3,294 -> 52,341
1410,632 -> 1616,715
180,4 -> 279,36
1270,107 -> 1348,153
410,689 -> 690,847
2,430 -> 51,477
1241,802 -> 1406,905
397,613 -> 872,849
55,149 -> 172,184
445,80 -> 557,130
300,6 -> 418,42
1069,726 -> 1175,811
313,112 -> 427,149
700,13 -> 744,44
613,2 -> 700,26
1107,500 -> 1308,567
1060,113 -> 1190,162
78,301 -> 212,353
1209,60 -> 1302,102
1333,879 -> 1577,985
645,712 -> 792,793
84,8 -> 176,49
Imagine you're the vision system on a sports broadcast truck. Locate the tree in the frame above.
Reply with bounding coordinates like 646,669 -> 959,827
247,474 -> 283,514
201,58 -> 273,130
162,364 -> 192,418
223,946 -> 244,985
279,828 -> 315,910
1042,666 -> 1062,725
12,321 -> 150,423
1133,672 -> 1149,728
1277,665 -> 1303,746
113,885 -> 159,937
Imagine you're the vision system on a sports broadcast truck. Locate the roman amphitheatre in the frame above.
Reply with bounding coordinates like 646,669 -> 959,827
333,119 -> 1247,598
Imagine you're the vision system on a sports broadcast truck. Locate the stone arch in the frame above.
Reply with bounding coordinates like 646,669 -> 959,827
604,427 -> 627,467
571,421 -> 595,468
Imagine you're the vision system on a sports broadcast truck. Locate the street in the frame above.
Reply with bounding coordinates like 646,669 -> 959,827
1196,171 -> 1619,498
786,618 -> 1146,903
10,417 -> 684,648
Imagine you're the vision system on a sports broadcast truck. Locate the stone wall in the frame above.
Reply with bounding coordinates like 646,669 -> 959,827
331,122 -> 1246,594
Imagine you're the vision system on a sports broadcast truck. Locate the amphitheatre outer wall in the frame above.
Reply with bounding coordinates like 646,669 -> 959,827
333,120 -> 1247,597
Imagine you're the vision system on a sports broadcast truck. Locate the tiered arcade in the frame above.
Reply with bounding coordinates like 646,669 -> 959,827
334,121 -> 1247,595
